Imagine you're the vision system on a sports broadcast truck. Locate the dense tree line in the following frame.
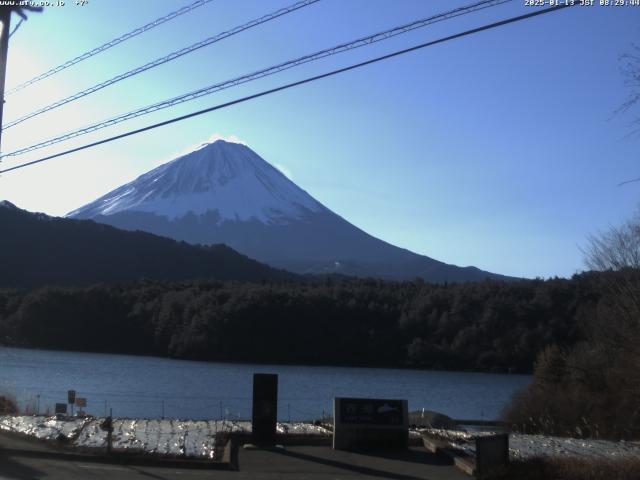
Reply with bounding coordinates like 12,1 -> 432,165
504,213 -> 640,440
0,273 -> 607,373
504,268 -> 640,439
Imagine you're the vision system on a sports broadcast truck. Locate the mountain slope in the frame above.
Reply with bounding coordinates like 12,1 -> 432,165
69,139 -> 511,282
69,140 -> 323,224
0,201 -> 293,288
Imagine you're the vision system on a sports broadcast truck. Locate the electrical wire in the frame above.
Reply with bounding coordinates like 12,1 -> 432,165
2,0 -> 512,158
3,0 -> 320,130
5,0 -> 216,96
0,3 -> 575,175
8,19 -> 24,39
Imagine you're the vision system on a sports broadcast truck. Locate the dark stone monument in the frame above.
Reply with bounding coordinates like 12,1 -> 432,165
475,433 -> 509,478
333,397 -> 408,450
251,373 -> 278,446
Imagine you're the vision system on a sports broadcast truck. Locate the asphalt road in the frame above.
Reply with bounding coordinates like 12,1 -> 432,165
0,455 -> 222,480
0,430 -> 468,479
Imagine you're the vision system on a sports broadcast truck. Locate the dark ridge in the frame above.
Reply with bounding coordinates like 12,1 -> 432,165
0,203 -> 295,288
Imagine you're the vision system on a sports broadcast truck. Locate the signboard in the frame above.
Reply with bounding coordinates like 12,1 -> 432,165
476,434 -> 509,477
252,373 -> 278,445
55,403 -> 67,415
75,397 -> 87,408
333,397 -> 408,451
67,390 -> 76,404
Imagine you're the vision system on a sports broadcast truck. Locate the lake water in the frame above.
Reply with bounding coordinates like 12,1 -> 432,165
0,347 -> 531,421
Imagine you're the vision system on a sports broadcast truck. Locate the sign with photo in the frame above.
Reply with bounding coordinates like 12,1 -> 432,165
333,397 -> 408,450
338,398 -> 405,426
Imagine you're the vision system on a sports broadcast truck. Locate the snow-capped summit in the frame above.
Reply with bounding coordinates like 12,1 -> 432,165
69,138 -> 510,282
68,140 -> 323,224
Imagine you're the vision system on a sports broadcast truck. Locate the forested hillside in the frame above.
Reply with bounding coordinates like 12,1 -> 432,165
0,201 -> 293,287
0,272 -> 607,373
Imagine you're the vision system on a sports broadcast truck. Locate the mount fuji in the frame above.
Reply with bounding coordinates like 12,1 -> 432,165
68,139 -> 508,282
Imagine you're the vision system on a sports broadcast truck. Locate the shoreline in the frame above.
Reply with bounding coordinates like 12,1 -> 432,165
0,344 -> 535,376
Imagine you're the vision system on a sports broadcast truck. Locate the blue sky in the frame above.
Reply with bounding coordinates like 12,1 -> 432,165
1,0 -> 638,279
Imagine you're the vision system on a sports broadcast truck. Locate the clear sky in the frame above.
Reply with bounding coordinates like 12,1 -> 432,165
1,0 -> 638,279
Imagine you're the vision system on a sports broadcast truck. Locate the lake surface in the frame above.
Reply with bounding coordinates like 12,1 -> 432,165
0,347 -> 531,421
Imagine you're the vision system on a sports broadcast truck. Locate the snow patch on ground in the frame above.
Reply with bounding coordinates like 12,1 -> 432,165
422,428 -> 640,460
0,416 -> 330,459
0,415 -> 90,440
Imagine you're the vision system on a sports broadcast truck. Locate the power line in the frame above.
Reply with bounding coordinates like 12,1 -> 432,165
2,0 -> 512,158
8,19 -> 23,39
4,0 -> 320,130
4,0 -> 216,96
4,0 -> 502,133
0,3 -> 575,176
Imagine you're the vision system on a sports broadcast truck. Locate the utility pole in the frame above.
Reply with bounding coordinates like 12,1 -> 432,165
0,5 -> 42,156
0,7 -> 11,156
107,408 -> 113,454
